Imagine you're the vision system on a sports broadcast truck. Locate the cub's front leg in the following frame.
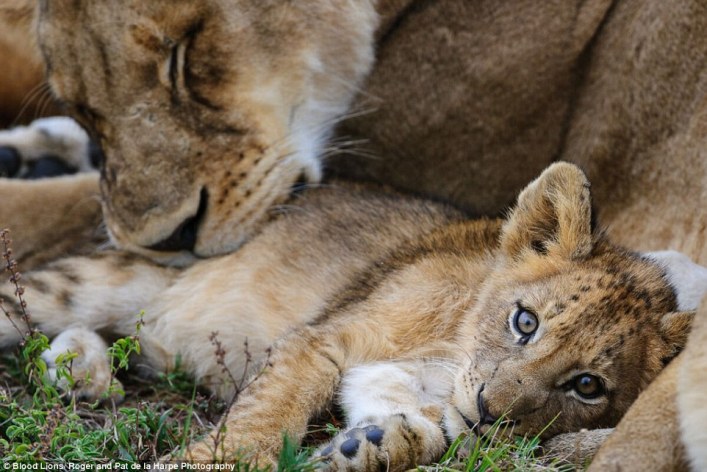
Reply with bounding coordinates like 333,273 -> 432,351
182,319 -> 404,464
316,360 -> 452,471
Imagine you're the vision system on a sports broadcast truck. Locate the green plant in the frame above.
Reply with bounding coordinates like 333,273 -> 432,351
0,229 -> 214,462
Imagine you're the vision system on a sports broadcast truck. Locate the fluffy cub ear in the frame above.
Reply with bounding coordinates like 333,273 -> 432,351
500,162 -> 594,262
659,311 -> 695,364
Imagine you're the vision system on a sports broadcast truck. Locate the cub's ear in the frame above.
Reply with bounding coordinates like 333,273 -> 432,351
659,311 -> 695,363
500,162 -> 594,262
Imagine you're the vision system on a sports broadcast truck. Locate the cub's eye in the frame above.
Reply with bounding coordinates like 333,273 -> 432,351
512,307 -> 539,338
573,374 -> 604,399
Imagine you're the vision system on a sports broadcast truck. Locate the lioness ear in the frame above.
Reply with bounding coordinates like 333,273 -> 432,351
659,311 -> 695,364
500,162 -> 594,261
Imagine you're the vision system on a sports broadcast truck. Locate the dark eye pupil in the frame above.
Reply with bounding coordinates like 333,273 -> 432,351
575,374 -> 602,398
514,309 -> 538,336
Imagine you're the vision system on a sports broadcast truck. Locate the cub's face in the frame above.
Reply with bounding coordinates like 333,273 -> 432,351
446,246 -> 681,439
36,0 -> 377,261
444,163 -> 691,440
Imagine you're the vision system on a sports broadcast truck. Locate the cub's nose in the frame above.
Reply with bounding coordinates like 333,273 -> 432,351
477,384 -> 499,426
148,188 -> 208,253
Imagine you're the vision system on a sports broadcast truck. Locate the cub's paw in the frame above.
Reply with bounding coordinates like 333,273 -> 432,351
42,327 -> 123,403
316,424 -> 386,471
0,116 -> 97,178
315,413 -> 445,471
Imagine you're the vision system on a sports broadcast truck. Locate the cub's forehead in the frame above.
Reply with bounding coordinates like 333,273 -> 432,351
522,253 -> 676,324
523,259 -> 677,367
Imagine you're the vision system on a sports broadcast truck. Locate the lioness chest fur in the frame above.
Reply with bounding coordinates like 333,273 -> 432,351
0,164 -> 692,468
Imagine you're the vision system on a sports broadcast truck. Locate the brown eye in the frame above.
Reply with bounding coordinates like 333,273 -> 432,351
573,374 -> 604,399
513,308 -> 539,337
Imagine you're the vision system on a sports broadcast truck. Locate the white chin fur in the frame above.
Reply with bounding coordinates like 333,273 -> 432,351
443,404 -> 472,442
289,119 -> 324,184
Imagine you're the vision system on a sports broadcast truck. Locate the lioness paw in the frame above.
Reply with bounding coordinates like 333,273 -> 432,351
0,117 -> 96,178
42,327 -> 122,403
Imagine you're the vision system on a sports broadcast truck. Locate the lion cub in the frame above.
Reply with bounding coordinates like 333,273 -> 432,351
0,163 -> 693,468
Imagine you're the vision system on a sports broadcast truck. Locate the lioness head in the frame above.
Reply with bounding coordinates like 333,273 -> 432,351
36,0 -> 377,260
445,163 -> 693,439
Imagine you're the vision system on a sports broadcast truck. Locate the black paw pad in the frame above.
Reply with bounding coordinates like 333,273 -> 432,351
0,146 -> 21,177
340,438 -> 360,458
319,445 -> 334,457
25,156 -> 76,179
364,426 -> 384,446
345,427 -> 363,439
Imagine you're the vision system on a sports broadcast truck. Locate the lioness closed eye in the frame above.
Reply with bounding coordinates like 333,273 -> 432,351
0,163 -> 693,468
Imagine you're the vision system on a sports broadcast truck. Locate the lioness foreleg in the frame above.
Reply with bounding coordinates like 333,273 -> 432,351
0,173 -> 103,269
0,251 -> 177,399
42,326 -> 124,403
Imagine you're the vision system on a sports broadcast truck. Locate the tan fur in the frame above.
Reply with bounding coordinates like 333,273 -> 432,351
0,0 -> 702,266
588,357 -> 688,471
180,165 -> 688,464
613,292 -> 707,470
678,296 -> 707,471
0,173 -> 103,270
0,164 -> 691,468
0,0 -> 705,467
31,0 -> 379,259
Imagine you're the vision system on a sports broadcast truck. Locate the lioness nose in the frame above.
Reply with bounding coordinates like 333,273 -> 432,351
148,188 -> 208,252
477,384 -> 499,426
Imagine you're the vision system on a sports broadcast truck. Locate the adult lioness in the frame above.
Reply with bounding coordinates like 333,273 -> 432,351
0,0 -> 705,467
1,0 -> 704,267
0,164 -> 696,467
